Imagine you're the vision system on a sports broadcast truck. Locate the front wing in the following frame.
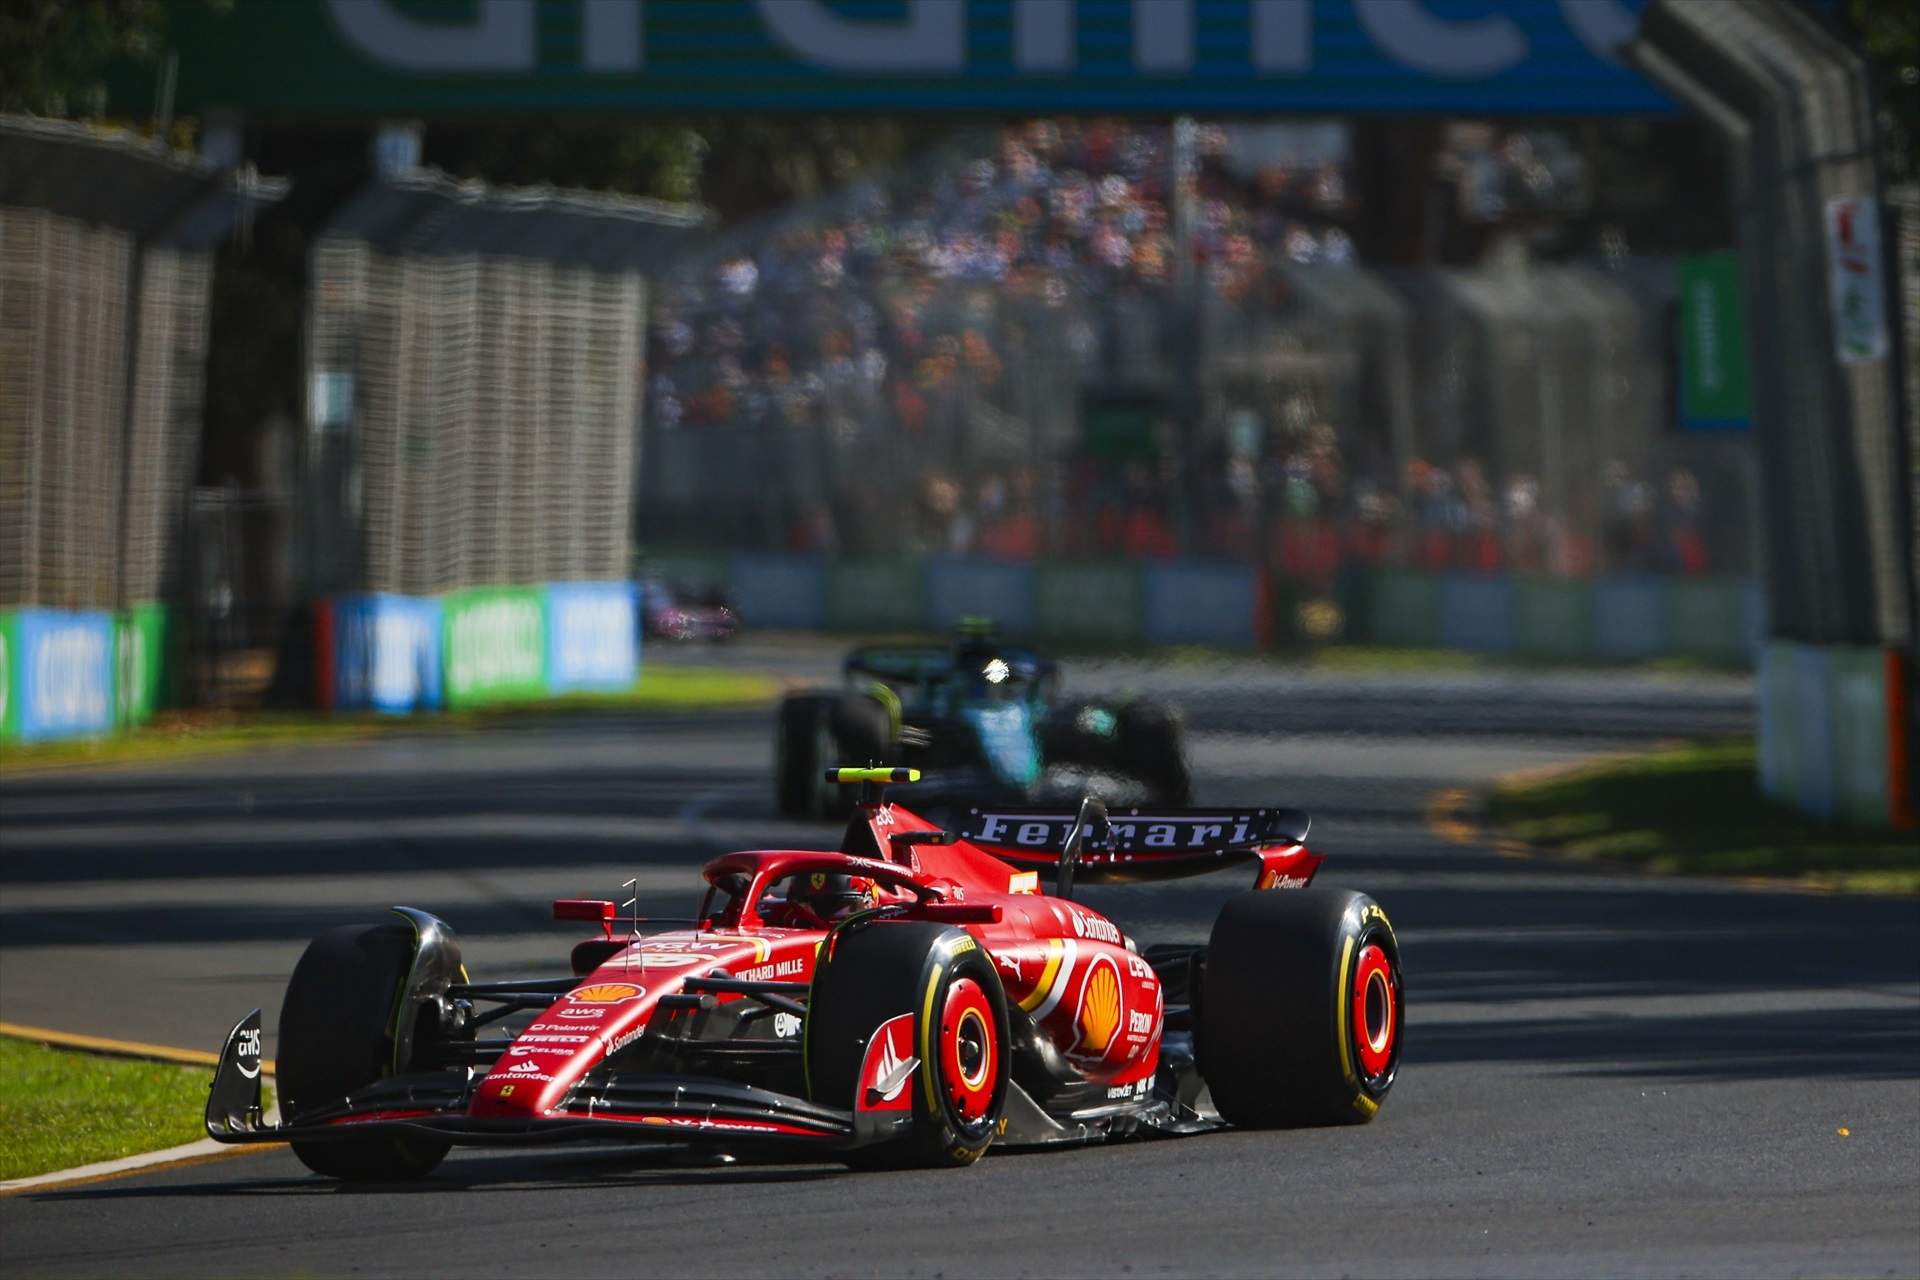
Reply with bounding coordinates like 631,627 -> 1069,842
205,1011 -> 894,1154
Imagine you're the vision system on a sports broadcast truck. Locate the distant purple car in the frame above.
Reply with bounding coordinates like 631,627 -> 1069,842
639,577 -> 739,642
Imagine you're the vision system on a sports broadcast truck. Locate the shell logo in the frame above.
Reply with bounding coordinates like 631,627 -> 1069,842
570,983 -> 642,1003
1077,961 -> 1121,1055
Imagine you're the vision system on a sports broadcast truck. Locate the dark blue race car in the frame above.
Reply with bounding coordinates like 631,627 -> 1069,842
775,627 -> 1191,819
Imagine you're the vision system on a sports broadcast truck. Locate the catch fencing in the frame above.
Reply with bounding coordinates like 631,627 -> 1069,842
304,172 -> 701,710
636,128 -> 1754,582
0,116 -> 277,741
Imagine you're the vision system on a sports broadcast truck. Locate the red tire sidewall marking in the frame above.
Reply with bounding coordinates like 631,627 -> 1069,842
1352,942 -> 1396,1081
939,975 -> 997,1122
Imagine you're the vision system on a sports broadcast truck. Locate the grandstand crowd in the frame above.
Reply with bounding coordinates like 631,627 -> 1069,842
645,118 -> 1727,580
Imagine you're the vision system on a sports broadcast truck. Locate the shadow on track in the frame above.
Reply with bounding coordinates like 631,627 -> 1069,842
23,1149 -> 847,1204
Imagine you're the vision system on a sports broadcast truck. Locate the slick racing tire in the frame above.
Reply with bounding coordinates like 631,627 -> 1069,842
776,694 -> 834,818
805,922 -> 1010,1170
1197,889 -> 1401,1127
1116,700 -> 1192,807
278,921 -> 451,1180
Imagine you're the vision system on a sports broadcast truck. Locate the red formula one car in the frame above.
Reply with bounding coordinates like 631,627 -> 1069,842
206,769 -> 1402,1179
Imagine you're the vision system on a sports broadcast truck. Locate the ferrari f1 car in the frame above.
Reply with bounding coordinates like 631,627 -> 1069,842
205,768 -> 1401,1180
776,626 -> 1190,819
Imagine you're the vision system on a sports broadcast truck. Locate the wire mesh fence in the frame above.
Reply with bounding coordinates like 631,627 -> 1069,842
636,121 -> 1753,580
305,173 -> 693,601
0,118 -> 253,616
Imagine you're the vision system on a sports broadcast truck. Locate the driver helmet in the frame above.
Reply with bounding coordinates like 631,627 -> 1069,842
789,871 -> 876,922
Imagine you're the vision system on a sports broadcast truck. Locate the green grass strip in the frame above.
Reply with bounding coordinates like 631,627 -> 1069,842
1485,737 -> 1920,895
0,665 -> 780,773
0,1036 -> 220,1180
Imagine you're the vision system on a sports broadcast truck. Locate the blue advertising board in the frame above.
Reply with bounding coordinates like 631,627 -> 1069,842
137,0 -> 1667,116
332,593 -> 444,713
546,581 -> 639,693
9,610 -> 116,742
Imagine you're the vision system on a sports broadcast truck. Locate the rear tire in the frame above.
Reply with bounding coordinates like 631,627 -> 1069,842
776,694 -> 832,817
278,921 -> 451,1180
805,922 -> 1009,1169
1197,890 -> 1401,1127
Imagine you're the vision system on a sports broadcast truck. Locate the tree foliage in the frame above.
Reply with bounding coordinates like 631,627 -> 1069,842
0,0 -> 216,119
424,116 -> 946,221
1844,0 -> 1919,179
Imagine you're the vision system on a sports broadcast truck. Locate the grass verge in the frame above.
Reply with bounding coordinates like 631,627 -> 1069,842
0,665 -> 780,773
1484,737 -> 1920,895
0,1036 -> 241,1180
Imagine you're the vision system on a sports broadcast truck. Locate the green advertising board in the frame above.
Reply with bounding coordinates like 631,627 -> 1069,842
112,2 -> 1673,117
443,586 -> 547,708
0,610 -> 19,744
1677,251 -> 1752,431
116,603 -> 168,728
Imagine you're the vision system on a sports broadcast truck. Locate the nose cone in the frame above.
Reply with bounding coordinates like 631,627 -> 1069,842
469,978 -> 653,1118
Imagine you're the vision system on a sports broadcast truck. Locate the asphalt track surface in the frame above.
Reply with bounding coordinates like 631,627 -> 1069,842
2,646 -> 1915,1279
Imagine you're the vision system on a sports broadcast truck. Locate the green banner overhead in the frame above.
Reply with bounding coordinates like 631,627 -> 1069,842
116,0 -> 1671,117
1676,251 -> 1753,431
443,586 -> 548,708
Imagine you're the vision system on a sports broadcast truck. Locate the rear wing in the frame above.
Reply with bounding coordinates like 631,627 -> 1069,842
959,806 -> 1319,887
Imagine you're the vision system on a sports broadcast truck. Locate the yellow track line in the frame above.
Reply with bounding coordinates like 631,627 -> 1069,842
0,1023 -> 281,1196
0,1021 -> 275,1075
0,1144 -> 271,1198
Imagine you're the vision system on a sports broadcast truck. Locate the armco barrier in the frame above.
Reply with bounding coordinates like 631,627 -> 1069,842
825,558 -> 924,632
624,552 -> 1765,669
330,593 -> 443,713
1438,575 -> 1514,652
1370,570 -> 1441,648
729,553 -> 825,630
1591,576 -> 1665,660
443,586 -> 547,709
927,557 -> 1035,634
1788,645 -> 1838,819
1830,649 -> 1893,827
1762,641 -> 1913,827
1143,561 -> 1257,647
1665,578 -> 1753,663
1033,562 -> 1143,645
546,582 -> 637,694
1756,644 -> 1797,802
1513,577 -> 1591,659
642,551 -> 730,595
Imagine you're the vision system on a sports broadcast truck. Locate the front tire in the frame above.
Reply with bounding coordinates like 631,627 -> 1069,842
805,922 -> 1009,1169
278,921 -> 451,1180
1197,890 -> 1402,1127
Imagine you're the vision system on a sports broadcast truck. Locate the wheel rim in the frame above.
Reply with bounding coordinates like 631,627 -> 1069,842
939,976 -> 998,1124
1351,942 -> 1397,1082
